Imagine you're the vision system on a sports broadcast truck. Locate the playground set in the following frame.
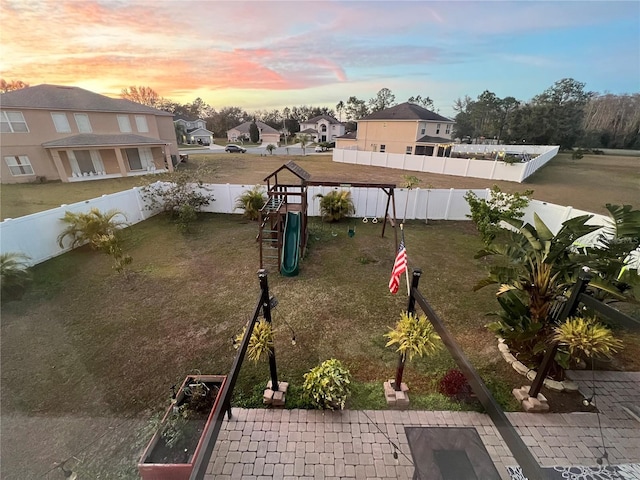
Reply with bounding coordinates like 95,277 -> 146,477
258,161 -> 399,276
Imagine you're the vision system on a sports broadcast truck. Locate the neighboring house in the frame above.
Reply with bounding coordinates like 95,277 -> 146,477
173,115 -> 213,145
0,84 -> 179,184
335,102 -> 455,156
298,114 -> 345,143
227,121 -> 280,146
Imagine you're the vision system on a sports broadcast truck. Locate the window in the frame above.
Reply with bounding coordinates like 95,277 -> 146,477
1,111 -> 29,133
436,123 -> 441,134
117,115 -> 132,132
446,124 -> 451,134
406,146 -> 413,155
51,113 -> 71,133
125,147 -> 153,171
74,114 -> 92,133
380,145 -> 386,153
321,124 -> 327,132
135,115 -> 149,133
421,128 -> 426,135
68,150 -> 104,175
4,155 -> 34,176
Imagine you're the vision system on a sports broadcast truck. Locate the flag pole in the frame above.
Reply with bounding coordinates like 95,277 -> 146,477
400,223 -> 410,297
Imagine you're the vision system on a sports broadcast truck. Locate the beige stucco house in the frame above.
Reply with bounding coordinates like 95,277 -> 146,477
227,121 -> 280,146
0,84 -> 178,184
336,102 -> 455,156
299,114 -> 345,143
174,116 -> 213,145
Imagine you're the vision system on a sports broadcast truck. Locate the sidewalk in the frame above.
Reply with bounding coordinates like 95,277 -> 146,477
205,373 -> 640,479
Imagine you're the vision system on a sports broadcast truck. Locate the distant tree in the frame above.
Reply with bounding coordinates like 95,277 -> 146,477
174,122 -> 186,144
336,100 -> 345,122
344,96 -> 369,122
208,106 -> 249,138
581,93 -> 640,149
249,119 -> 260,143
408,95 -> 434,111
0,79 -> 29,93
369,88 -> 396,112
120,86 -> 161,107
531,78 -> 591,148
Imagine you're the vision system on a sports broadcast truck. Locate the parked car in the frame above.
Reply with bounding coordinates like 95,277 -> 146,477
314,146 -> 324,152
225,144 -> 246,153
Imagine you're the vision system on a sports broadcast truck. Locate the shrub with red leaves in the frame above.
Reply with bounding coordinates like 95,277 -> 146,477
438,369 -> 471,399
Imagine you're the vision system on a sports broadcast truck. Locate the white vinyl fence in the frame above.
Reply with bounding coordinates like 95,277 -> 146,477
0,183 -> 607,266
333,145 -> 559,183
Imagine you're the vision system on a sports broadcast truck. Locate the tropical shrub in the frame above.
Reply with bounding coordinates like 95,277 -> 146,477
266,144 -> 276,155
58,208 -> 128,249
316,190 -> 355,222
464,185 -> 533,245
234,319 -> 274,364
385,311 -> 441,388
303,359 -> 352,410
0,252 -> 31,300
553,316 -> 623,361
235,185 -> 267,221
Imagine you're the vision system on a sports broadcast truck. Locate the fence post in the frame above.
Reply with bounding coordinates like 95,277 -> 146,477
444,188 -> 454,220
226,183 -> 233,214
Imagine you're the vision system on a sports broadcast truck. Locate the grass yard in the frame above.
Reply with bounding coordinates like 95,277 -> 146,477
1,152 -> 638,220
2,212 -> 639,477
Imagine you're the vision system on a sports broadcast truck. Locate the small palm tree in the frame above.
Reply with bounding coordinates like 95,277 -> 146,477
297,133 -> 310,155
58,208 -> 128,249
235,185 -> 267,221
1,252 -> 31,300
385,311 -> 441,390
316,190 -> 355,222
266,144 -> 276,155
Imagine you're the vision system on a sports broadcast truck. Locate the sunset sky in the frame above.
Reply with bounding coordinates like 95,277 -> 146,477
1,0 -> 638,116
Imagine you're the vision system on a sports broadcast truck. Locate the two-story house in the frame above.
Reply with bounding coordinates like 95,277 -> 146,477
335,102 -> 455,156
0,84 -> 179,184
227,121 -> 280,146
173,115 -> 213,145
298,114 -> 345,143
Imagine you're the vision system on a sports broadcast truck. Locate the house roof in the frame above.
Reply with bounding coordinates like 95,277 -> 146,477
187,127 -> 212,135
300,128 -> 318,134
303,114 -> 342,125
42,133 -> 168,148
0,84 -> 173,116
361,102 -> 453,122
228,120 -> 279,135
336,132 -> 357,140
174,115 -> 205,122
416,135 -> 454,144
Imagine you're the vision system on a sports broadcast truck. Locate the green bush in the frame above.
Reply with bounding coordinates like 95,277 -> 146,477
57,208 -> 128,250
303,359 -> 352,410
0,252 -> 32,300
316,190 -> 355,222
464,185 -> 532,245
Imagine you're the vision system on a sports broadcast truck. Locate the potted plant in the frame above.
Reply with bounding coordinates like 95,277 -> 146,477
138,374 -> 226,480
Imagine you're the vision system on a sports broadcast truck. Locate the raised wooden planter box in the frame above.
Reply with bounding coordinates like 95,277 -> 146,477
138,374 -> 227,480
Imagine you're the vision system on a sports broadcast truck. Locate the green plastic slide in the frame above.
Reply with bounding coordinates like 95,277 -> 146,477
280,212 -> 301,277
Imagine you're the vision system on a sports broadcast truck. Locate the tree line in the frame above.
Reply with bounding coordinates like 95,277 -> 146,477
451,78 -> 640,149
2,79 -> 637,149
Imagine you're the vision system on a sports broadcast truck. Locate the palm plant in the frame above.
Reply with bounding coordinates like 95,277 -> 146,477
58,208 -> 128,249
235,319 -> 274,363
401,175 -> 421,223
553,316 -> 623,361
266,144 -> 276,155
385,311 -> 441,390
297,133 -> 310,155
1,252 -> 32,300
316,190 -> 355,222
235,185 -> 266,221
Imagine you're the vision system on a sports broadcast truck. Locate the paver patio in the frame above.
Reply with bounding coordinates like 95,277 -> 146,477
206,372 -> 640,479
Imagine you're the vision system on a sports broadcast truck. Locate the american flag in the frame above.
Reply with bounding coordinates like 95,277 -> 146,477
389,240 -> 407,295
